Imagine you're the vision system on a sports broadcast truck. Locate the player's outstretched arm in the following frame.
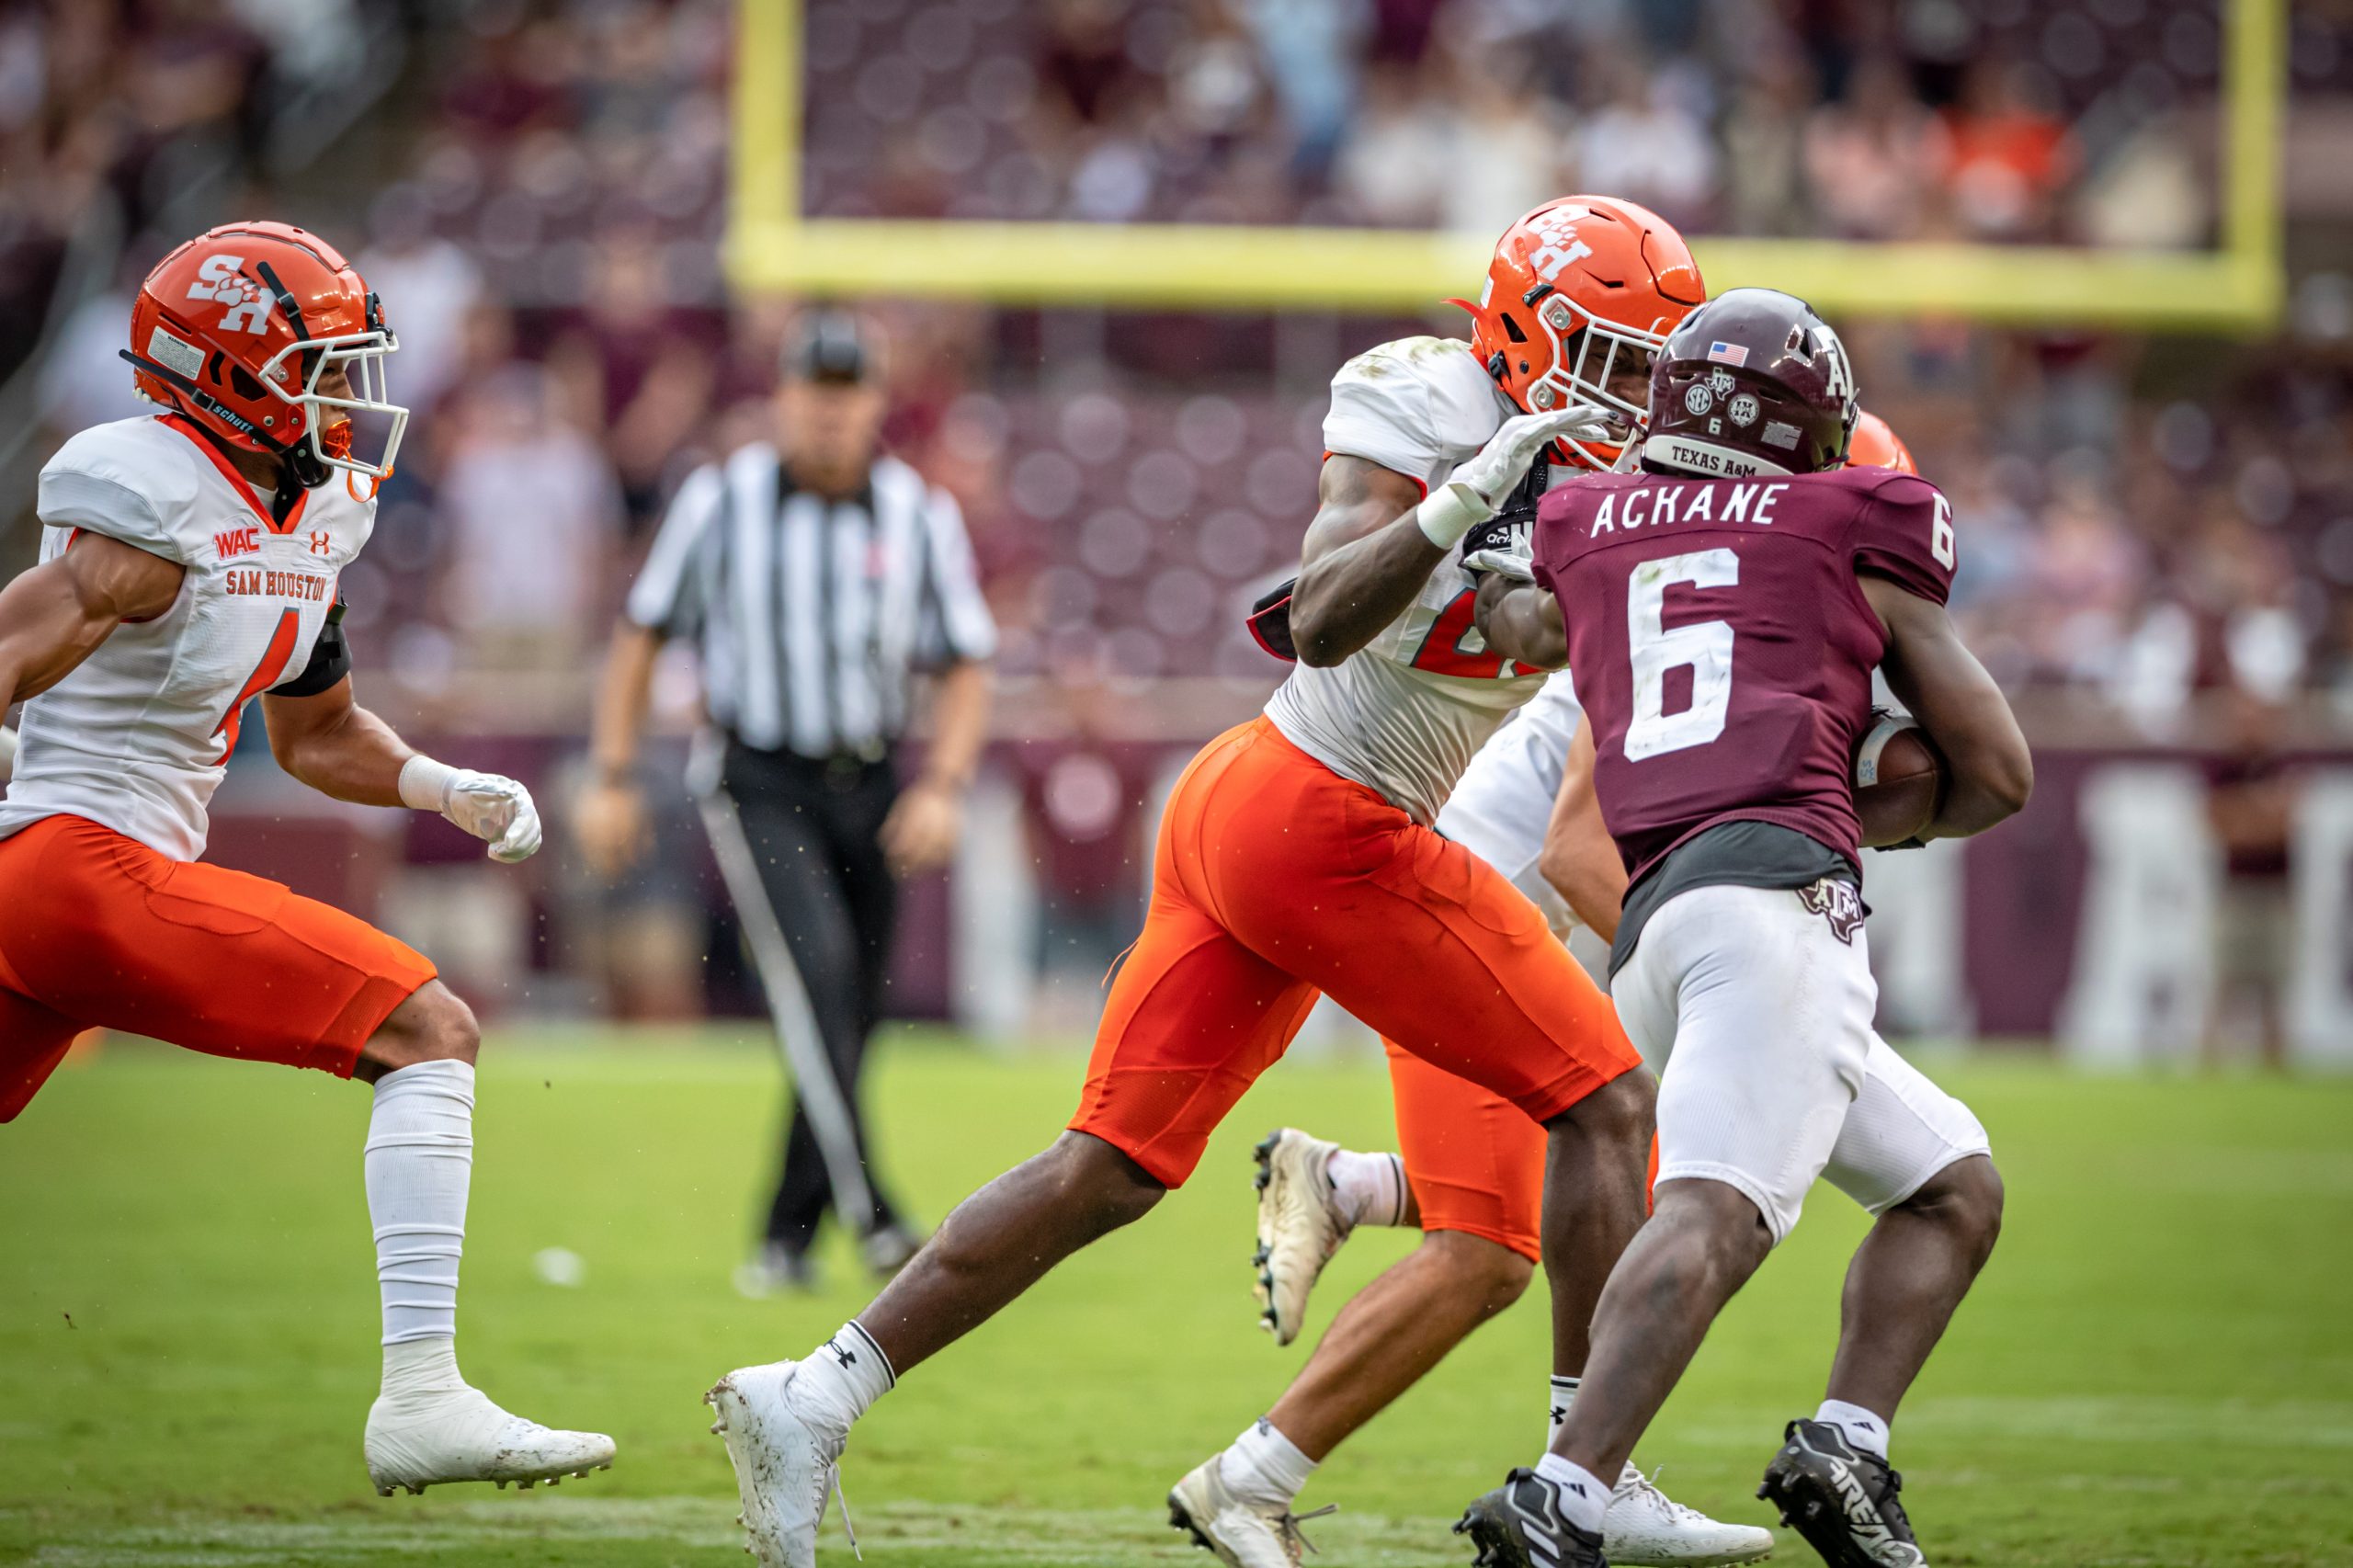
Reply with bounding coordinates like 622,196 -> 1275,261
1472,574 -> 1568,670
1862,575 -> 2033,838
1287,455 -> 1439,665
261,677 -> 415,807
0,535 -> 184,714
263,680 -> 542,863
1538,719 -> 1629,940
1291,407 -> 1603,666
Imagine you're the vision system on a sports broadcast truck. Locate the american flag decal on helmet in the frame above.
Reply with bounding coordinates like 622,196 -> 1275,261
1706,341 -> 1750,367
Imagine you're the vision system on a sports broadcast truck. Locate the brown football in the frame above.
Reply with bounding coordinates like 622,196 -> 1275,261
1856,724 -> 1946,846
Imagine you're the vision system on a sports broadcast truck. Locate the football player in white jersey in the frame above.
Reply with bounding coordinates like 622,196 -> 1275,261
0,222 -> 613,1495
1173,201 -> 1765,1566
698,198 -> 1749,1568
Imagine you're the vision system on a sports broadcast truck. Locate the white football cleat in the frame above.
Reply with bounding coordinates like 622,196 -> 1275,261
1168,1455 -> 1336,1568
363,1384 -> 614,1496
1251,1128 -> 1351,1346
706,1360 -> 849,1568
1606,1463 -> 1777,1565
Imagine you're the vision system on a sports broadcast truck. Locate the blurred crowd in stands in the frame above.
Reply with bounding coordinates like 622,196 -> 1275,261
7,0 -> 2349,744
815,0 -> 2232,247
2,0 -> 2348,1037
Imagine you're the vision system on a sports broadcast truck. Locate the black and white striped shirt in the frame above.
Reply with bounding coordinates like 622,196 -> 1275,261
626,444 -> 996,757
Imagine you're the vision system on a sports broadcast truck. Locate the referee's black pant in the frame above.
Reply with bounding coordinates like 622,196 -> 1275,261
697,739 -> 906,1256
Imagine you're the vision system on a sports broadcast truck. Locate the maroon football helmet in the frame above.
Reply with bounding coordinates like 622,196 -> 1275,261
1642,288 -> 1858,479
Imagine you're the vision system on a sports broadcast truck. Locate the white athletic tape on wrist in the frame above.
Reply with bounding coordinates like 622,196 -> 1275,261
398,754 -> 458,813
1415,481 -> 1491,549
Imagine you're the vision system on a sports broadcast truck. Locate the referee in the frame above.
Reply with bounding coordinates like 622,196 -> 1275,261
579,310 -> 995,1290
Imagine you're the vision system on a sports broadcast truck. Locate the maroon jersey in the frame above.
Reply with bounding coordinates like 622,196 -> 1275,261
1532,463 -> 1956,884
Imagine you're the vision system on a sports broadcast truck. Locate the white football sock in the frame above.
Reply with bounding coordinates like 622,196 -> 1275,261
365,1060 -> 475,1372
1326,1149 -> 1409,1228
1816,1398 -> 1891,1461
789,1321 -> 895,1439
1535,1452 -> 1611,1536
1221,1416 -> 1316,1508
1548,1374 -> 1578,1441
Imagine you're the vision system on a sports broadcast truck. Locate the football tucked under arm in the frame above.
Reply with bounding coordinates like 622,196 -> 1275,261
1854,710 -> 1947,848
1861,576 -> 2032,838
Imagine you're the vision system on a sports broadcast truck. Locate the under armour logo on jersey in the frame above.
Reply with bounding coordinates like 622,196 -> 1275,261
1798,877 -> 1866,944
308,530 -> 333,557
188,254 -> 274,335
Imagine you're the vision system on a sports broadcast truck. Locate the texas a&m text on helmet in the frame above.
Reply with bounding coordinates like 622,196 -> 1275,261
1643,286 -> 1860,480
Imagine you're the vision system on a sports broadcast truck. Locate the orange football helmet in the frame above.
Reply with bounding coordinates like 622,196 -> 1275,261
124,221 -> 404,484
1846,409 -> 1917,473
1451,195 -> 1706,470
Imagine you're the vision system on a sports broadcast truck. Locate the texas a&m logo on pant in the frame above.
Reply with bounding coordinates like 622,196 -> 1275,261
1797,877 -> 1865,944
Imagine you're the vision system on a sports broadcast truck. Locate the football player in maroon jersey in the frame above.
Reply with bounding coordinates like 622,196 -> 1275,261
1458,289 -> 2032,1568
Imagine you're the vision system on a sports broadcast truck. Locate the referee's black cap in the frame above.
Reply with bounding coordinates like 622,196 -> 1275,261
783,309 -> 880,385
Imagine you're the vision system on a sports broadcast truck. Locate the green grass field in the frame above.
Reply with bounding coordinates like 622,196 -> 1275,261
2,1029 -> 2349,1567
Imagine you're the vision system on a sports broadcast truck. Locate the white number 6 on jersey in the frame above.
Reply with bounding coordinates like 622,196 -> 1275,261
1930,494 -> 1956,570
1624,548 -> 1739,762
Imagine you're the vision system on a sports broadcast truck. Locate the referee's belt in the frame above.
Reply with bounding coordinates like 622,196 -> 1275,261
726,734 -> 892,777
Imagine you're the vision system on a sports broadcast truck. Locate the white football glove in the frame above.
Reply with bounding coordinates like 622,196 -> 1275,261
399,756 -> 543,864
1417,404 -> 1615,547
1461,546 -> 1537,583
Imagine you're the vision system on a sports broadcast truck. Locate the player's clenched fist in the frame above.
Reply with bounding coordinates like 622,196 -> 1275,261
399,756 -> 543,864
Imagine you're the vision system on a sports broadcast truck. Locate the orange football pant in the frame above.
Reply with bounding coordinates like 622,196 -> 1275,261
1383,1051 -> 1660,1263
0,814 -> 438,1122
1070,717 -> 1640,1187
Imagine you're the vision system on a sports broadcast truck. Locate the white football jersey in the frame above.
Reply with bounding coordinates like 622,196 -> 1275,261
1264,335 -> 1553,824
1435,673 -> 1586,937
0,415 -> 374,861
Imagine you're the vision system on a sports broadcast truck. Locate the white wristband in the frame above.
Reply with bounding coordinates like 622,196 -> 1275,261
398,754 -> 457,812
0,726 -> 17,781
1414,481 -> 1491,549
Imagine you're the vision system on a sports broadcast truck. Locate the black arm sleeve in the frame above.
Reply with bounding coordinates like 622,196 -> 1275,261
270,599 -> 353,698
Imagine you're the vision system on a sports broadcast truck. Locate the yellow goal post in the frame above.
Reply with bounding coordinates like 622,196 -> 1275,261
727,0 -> 2284,333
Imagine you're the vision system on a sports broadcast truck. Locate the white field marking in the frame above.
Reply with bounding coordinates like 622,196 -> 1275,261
18,1498 -> 1469,1567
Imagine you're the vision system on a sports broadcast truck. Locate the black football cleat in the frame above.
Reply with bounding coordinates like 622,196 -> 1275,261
1757,1418 -> 1926,1567
1455,1467 -> 1608,1568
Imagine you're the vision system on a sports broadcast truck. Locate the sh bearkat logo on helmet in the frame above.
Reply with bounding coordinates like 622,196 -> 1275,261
187,255 -> 275,335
